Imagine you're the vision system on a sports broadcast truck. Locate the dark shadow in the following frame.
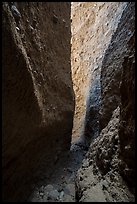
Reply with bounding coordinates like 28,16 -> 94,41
2,2 -> 75,202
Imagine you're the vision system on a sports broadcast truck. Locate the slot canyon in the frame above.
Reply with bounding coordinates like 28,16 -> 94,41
2,2 -> 135,202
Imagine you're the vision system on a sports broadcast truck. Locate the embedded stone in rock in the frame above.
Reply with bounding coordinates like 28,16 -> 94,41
53,14 -> 58,23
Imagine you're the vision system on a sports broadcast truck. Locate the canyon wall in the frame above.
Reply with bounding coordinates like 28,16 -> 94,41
71,2 -> 127,144
119,31 -> 135,192
2,2 -> 74,201
100,1 -> 135,192
100,2 -> 135,131
74,2 -> 135,202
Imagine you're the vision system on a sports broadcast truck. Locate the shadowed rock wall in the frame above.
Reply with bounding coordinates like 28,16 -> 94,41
2,2 -> 74,201
119,32 -> 135,192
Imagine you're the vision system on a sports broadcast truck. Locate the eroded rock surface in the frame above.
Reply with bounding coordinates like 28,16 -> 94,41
2,2 -> 135,202
2,2 -> 74,202
100,2 -> 135,131
76,108 -> 135,202
74,2 -> 135,202
71,2 -> 127,142
118,32 -> 135,192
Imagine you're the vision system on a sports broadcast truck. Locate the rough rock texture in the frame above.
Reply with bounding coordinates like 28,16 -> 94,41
71,2 -> 127,143
76,107 -> 134,202
75,2 -> 135,202
28,143 -> 87,202
100,2 -> 135,131
2,2 -> 74,202
118,32 -> 135,192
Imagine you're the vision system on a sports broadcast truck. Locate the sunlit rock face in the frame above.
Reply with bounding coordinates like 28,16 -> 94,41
71,2 -> 127,144
74,2 -> 135,202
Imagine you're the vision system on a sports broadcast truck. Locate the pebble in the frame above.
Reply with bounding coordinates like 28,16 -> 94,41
16,26 -> 20,31
39,192 -> 44,196
82,160 -> 89,168
44,184 -> 54,192
59,191 -> 64,199
62,19 -> 66,23
48,189 -> 59,200
29,25 -> 34,31
101,180 -> 109,190
115,135 -> 119,140
124,145 -> 131,149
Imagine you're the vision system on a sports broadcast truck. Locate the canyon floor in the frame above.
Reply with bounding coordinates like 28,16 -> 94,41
28,139 -> 134,202
28,140 -> 87,202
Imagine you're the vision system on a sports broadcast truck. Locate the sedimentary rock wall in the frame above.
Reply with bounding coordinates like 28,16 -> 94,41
75,2 -> 135,202
119,31 -> 135,192
71,2 -> 127,143
2,2 -> 74,201
76,107 -> 134,202
100,2 -> 135,131
99,1 -> 135,191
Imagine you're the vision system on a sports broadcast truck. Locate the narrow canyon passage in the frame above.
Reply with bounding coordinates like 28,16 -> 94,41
28,143 -> 88,202
2,2 -> 135,202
